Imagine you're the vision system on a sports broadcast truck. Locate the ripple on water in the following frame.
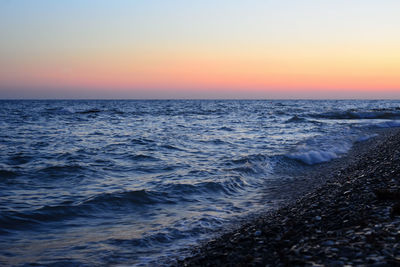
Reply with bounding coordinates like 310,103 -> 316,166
1,100 -> 400,266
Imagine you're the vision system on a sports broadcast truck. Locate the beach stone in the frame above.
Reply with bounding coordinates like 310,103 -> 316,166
254,230 -> 262,236
328,260 -> 344,266
322,240 -> 334,246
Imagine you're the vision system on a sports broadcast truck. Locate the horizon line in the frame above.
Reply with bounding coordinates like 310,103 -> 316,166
2,98 -> 400,101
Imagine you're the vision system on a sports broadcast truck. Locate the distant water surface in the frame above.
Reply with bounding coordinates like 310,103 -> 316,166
1,100 -> 400,266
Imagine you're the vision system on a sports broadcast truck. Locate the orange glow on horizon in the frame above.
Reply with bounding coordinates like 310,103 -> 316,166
2,47 -> 399,94
1,39 -> 399,98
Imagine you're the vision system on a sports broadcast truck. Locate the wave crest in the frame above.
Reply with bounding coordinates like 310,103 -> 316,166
311,110 -> 400,120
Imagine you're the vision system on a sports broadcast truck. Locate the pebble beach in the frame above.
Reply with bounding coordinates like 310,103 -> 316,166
179,128 -> 400,266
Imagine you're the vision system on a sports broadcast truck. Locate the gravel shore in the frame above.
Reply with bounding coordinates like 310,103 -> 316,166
178,129 -> 400,266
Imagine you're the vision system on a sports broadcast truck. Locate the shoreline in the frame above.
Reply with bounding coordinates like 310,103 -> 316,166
178,128 -> 400,266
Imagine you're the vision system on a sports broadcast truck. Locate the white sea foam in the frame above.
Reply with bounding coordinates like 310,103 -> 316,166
287,140 -> 352,165
287,130 -> 382,165
287,117 -> 400,166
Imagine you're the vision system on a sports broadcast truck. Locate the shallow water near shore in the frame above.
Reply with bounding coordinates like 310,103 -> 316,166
1,100 -> 400,266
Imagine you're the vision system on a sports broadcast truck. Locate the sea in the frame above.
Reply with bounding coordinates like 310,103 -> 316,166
1,100 -> 400,266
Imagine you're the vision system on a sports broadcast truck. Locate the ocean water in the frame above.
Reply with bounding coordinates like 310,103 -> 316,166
1,99 -> 400,266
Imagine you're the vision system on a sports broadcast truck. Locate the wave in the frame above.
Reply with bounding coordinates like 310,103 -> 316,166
41,106 -> 128,117
285,115 -> 307,123
8,154 -> 32,165
77,108 -> 102,114
127,154 -> 160,161
0,176 -> 247,232
287,147 -> 347,165
286,136 -> 353,165
229,154 -> 267,165
285,129 -> 384,165
107,231 -> 182,248
37,164 -> 85,177
225,154 -> 272,176
0,190 -> 175,231
218,126 -> 234,131
131,137 -> 156,146
161,181 -> 230,196
108,108 -> 125,115
199,139 -> 229,145
311,110 -> 400,120
83,189 -> 176,207
0,169 -> 18,178
371,120 -> 400,128
160,144 -> 185,151
42,107 -> 73,115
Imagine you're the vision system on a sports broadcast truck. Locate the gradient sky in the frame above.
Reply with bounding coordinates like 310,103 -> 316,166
0,0 -> 399,99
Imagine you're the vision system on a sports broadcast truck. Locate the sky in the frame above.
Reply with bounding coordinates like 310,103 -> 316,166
0,0 -> 399,99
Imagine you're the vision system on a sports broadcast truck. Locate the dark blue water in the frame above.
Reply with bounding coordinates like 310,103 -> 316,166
1,100 -> 400,266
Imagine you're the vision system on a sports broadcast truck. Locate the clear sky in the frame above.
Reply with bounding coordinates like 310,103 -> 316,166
0,0 -> 399,99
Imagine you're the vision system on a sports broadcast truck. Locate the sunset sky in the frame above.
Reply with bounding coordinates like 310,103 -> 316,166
0,0 -> 399,99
